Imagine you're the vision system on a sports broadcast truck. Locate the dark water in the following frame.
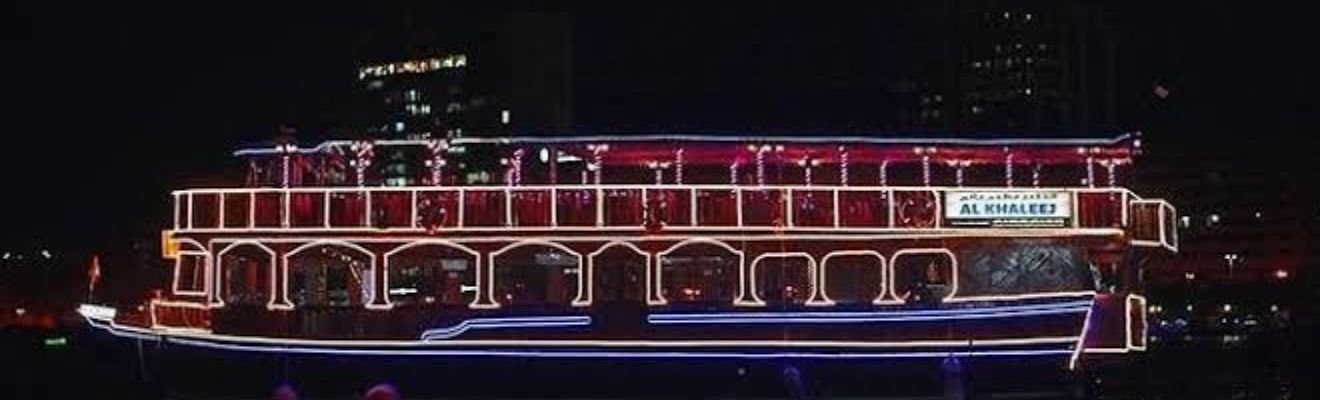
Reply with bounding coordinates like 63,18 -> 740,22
5,327 -> 1311,399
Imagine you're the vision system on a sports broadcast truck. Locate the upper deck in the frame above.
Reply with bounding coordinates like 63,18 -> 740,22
171,133 -> 1175,250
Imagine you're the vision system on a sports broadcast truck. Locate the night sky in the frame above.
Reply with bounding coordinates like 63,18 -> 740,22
4,2 -> 1317,252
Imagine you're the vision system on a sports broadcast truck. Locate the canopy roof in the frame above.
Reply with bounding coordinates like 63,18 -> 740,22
235,132 -> 1141,166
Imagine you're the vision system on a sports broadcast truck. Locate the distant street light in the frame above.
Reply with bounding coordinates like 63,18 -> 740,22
1223,254 -> 1240,278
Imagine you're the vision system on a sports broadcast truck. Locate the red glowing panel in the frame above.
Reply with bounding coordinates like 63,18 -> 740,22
555,189 -> 597,227
741,189 -> 785,227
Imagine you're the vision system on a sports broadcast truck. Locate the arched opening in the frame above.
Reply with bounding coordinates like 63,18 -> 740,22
172,241 -> 208,296
658,241 -> 741,306
287,243 -> 374,308
385,243 -> 478,307
173,253 -> 208,296
821,252 -> 886,305
588,243 -> 648,305
492,243 -> 581,308
891,250 -> 956,305
218,243 -> 274,306
751,254 -> 814,306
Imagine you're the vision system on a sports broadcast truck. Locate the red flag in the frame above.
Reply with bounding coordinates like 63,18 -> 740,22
87,255 -> 102,294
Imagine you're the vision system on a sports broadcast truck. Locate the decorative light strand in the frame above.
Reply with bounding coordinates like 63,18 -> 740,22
755,145 -> 767,186
1106,160 -> 1117,187
879,159 -> 889,187
1005,153 -> 1014,188
281,154 -> 291,188
839,147 -> 849,186
802,157 -> 815,186
424,139 -> 448,186
949,160 -> 969,187
590,145 -> 605,185
511,148 -> 525,186
674,148 -> 685,185
350,141 -> 374,187
1085,156 -> 1095,188
921,155 -> 932,186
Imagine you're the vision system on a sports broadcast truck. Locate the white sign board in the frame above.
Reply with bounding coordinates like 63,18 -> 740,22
944,190 -> 1072,228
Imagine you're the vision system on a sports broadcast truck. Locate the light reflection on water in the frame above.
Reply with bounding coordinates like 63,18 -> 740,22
6,329 -> 1312,399
1089,334 -> 1303,400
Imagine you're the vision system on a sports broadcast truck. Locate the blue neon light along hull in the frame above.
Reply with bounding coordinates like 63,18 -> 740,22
79,294 -> 1092,361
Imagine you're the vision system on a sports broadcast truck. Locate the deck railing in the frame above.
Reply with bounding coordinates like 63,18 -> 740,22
172,185 -> 1172,245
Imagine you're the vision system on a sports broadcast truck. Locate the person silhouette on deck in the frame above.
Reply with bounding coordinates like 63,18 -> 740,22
903,261 -> 946,307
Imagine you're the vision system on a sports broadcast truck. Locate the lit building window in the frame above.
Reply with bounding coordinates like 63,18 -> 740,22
405,104 -> 432,116
357,54 -> 468,80
1179,215 -> 1191,228
1207,213 -> 1221,226
501,110 -> 511,125
394,122 -> 405,132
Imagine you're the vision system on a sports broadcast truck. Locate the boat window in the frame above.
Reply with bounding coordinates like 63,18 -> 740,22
822,253 -> 886,305
220,244 -> 273,306
288,244 -> 373,308
659,242 -> 741,307
492,244 -> 581,308
752,255 -> 814,306
892,251 -> 956,304
386,244 -> 477,307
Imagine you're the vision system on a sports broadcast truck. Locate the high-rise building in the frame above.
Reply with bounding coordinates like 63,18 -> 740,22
349,12 -> 574,185
355,52 -> 474,139
901,0 -> 1119,133
350,12 -> 573,140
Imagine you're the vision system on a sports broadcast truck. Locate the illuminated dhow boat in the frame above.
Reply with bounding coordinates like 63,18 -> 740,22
81,133 -> 1176,369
